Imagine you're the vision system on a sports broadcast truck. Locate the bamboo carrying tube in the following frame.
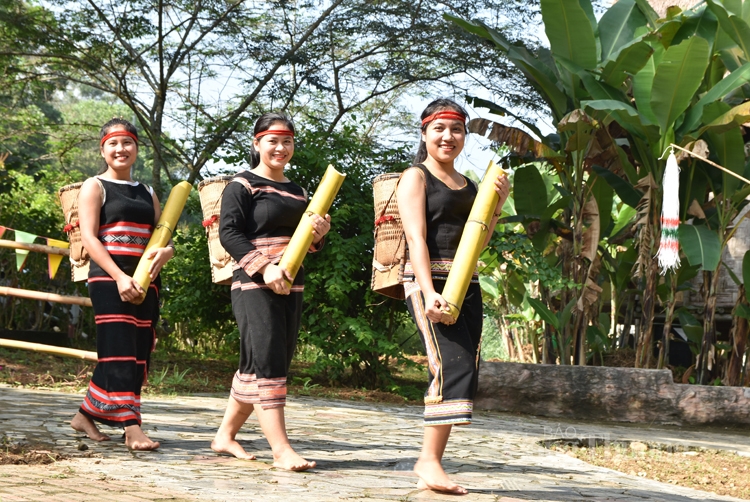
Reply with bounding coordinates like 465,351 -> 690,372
440,161 -> 506,323
278,165 -> 346,284
131,181 -> 192,304
0,339 -> 97,362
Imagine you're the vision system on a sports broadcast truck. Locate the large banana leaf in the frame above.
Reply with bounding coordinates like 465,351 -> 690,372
705,126 -> 746,198
678,223 -> 722,271
680,62 -> 750,134
700,100 -> 750,134
541,0 -> 598,70
465,95 -> 546,140
590,171 -> 614,232
599,0 -> 649,61
591,164 -> 643,208
634,0 -> 659,28
707,0 -> 750,61
601,41 -> 654,87
527,297 -> 560,330
581,99 -> 657,141
468,119 -> 562,159
672,6 -> 718,47
445,15 -> 569,119
651,37 -> 710,134
632,44 -> 662,125
514,165 -> 549,217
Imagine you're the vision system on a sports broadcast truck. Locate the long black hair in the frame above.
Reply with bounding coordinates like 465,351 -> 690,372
250,113 -> 296,168
414,98 -> 468,164
98,118 -> 139,175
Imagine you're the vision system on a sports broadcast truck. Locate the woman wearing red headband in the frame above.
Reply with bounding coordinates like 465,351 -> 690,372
397,99 -> 510,494
70,118 -> 174,450
211,113 -> 330,470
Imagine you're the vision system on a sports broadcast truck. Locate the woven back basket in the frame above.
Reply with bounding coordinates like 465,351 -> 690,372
57,182 -> 90,282
371,172 -> 406,299
198,176 -> 235,285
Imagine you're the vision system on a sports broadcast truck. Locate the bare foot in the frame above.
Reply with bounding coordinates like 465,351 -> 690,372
211,435 -> 256,460
273,446 -> 316,471
124,425 -> 160,451
70,412 -> 111,441
414,458 -> 467,495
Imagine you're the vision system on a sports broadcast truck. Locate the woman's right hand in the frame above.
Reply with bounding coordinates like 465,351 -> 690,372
115,275 -> 145,303
262,264 -> 292,295
424,290 -> 450,324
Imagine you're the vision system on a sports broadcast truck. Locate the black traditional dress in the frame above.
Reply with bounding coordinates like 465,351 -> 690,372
219,170 -> 321,409
79,177 -> 160,428
402,163 -> 482,426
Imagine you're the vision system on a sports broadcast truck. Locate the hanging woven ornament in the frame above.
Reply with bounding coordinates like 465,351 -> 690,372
656,150 -> 680,274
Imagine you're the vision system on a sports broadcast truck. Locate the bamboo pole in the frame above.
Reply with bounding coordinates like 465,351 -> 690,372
670,143 -> 750,185
0,286 -> 92,307
0,239 -> 70,256
0,338 -> 97,362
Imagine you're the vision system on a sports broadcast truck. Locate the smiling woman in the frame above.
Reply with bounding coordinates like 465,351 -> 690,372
70,118 -> 175,452
211,112 -> 331,471
396,98 -> 510,495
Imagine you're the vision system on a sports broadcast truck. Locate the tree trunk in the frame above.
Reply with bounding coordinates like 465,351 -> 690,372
636,260 -> 659,368
657,274 -> 677,369
725,285 -> 749,386
697,270 -> 721,384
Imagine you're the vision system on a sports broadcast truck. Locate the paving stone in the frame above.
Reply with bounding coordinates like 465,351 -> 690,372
1,385 -> 749,501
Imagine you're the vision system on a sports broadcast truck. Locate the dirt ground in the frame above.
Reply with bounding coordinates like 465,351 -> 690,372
0,441 -> 68,466
548,441 -> 750,500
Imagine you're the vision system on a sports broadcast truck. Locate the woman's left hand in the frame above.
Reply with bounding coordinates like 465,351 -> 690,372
493,174 -> 511,216
310,213 -> 331,243
147,246 -> 175,280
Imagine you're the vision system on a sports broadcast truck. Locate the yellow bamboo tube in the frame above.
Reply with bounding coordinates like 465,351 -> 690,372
0,338 -> 98,362
278,165 -> 346,284
131,181 -> 192,304
441,161 -> 506,323
0,286 -> 92,307
0,239 -> 71,256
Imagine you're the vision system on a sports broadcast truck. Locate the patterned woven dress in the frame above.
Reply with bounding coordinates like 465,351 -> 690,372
402,163 -> 482,427
79,177 -> 160,427
219,170 -> 321,409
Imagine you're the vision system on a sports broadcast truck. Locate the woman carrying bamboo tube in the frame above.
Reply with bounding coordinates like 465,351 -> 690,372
70,118 -> 174,450
211,113 -> 330,470
397,99 -> 510,494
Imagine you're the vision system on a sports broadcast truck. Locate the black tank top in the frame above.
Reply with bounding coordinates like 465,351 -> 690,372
89,177 -> 155,278
403,163 -> 477,282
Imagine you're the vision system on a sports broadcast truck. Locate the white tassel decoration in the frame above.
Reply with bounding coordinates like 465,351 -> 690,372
656,151 -> 680,274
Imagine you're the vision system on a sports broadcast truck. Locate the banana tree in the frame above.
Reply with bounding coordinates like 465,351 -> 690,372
449,0 -> 657,365
452,0 -> 750,369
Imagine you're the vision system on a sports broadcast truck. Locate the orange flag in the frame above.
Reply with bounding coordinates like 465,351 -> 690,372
46,238 -> 69,279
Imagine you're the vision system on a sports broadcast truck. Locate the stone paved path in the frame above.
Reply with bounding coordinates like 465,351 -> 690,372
1,385 -> 749,501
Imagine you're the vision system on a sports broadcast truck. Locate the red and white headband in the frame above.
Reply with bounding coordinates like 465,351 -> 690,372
255,129 -> 295,139
421,111 -> 467,127
100,130 -> 138,146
